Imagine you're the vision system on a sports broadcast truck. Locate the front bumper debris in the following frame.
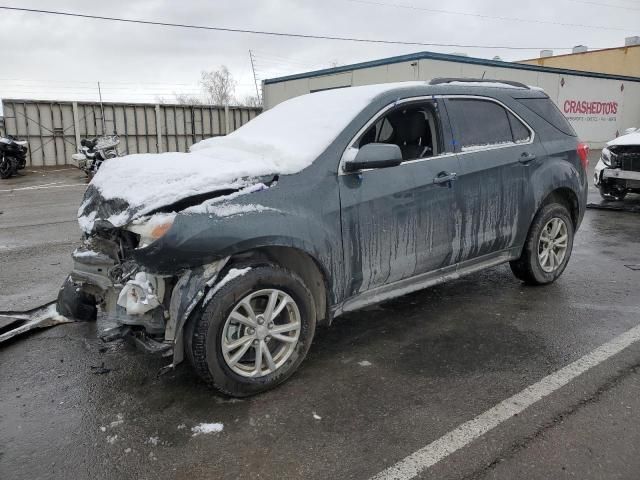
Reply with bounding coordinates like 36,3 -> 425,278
67,242 -> 229,370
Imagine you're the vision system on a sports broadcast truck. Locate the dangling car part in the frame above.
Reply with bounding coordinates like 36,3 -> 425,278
594,129 -> 640,201
70,134 -> 121,178
0,135 -> 28,179
59,80 -> 588,397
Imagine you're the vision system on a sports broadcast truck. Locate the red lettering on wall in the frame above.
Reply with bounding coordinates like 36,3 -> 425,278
562,99 -> 619,115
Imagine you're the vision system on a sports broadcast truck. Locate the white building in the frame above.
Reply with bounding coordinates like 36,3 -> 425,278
262,51 -> 640,148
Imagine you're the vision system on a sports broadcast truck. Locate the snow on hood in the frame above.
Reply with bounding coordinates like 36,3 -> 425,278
607,131 -> 640,147
80,81 -> 424,232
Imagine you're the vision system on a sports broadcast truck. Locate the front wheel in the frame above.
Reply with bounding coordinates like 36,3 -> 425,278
510,203 -> 574,285
0,156 -> 14,179
598,184 -> 627,201
186,263 -> 316,397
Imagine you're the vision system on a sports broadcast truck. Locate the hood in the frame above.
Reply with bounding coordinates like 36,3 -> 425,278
77,178 -> 263,234
607,131 -> 640,147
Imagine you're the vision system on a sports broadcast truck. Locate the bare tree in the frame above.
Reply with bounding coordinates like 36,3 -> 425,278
173,93 -> 204,105
201,65 -> 237,105
240,94 -> 262,108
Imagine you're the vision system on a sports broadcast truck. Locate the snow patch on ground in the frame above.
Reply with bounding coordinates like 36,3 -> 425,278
191,423 -> 224,436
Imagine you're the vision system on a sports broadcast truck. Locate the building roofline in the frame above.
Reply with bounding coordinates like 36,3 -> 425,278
518,43 -> 640,62
263,50 -> 640,85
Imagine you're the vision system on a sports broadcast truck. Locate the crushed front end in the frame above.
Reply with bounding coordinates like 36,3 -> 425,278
58,186 -> 231,372
594,143 -> 640,199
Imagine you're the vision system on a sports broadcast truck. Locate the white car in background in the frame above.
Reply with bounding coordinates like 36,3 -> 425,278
594,128 -> 640,200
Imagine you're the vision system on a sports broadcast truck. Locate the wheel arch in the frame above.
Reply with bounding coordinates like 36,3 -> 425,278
539,187 -> 580,228
226,245 -> 332,327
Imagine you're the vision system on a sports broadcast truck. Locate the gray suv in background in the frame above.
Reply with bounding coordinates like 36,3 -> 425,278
58,79 -> 589,396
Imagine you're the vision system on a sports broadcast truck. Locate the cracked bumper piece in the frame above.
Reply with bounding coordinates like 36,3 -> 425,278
68,249 -> 229,367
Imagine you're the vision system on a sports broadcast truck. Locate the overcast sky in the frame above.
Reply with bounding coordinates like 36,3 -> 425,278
0,0 -> 638,106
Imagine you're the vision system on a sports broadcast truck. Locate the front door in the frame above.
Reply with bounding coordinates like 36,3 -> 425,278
338,99 -> 461,299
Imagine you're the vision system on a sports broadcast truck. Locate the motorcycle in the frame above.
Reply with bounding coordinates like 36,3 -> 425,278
71,134 -> 121,178
0,135 -> 28,179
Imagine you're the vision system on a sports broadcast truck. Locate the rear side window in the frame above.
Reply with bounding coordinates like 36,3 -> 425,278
447,99 -> 514,151
517,97 -> 576,136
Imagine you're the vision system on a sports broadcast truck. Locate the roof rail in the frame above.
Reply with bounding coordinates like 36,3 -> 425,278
429,77 -> 530,89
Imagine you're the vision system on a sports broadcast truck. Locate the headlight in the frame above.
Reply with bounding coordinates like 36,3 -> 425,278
601,147 -> 611,166
126,213 -> 175,248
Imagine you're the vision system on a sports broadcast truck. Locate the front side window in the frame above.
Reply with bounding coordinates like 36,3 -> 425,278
357,101 -> 442,161
447,99 -> 523,151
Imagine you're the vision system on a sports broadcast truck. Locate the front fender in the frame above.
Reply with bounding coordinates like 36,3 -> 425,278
133,208 -> 339,281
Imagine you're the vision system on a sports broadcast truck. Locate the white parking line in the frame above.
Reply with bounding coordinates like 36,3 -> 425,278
0,183 -> 86,193
370,323 -> 640,480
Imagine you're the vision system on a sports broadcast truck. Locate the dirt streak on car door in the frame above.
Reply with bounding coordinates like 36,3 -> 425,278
339,157 -> 460,298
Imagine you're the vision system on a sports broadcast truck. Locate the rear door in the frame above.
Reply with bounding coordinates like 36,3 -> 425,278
338,98 -> 461,299
444,96 -> 541,262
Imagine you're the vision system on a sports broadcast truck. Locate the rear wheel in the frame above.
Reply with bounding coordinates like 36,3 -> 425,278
510,203 -> 574,285
186,263 -> 316,397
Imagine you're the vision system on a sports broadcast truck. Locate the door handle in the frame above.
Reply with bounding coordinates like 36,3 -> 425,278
519,152 -> 536,165
433,171 -> 458,187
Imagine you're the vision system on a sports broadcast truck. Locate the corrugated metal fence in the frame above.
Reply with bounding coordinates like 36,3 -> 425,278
0,99 -> 262,167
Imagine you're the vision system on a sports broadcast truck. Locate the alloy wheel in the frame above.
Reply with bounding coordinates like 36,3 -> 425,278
221,289 -> 301,378
537,217 -> 569,273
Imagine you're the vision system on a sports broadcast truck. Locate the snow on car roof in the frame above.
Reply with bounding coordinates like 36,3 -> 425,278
608,131 -> 640,147
84,82 -> 425,228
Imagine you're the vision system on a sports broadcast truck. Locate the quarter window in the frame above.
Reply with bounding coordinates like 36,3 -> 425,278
448,99 -> 528,151
508,112 -> 531,143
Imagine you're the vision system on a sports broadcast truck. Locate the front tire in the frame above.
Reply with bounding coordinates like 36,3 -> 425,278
598,184 -> 627,201
510,203 -> 574,285
56,275 -> 98,321
186,263 -> 316,397
0,157 -> 13,179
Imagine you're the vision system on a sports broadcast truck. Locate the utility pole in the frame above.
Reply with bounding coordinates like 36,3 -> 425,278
97,81 -> 106,135
249,50 -> 261,103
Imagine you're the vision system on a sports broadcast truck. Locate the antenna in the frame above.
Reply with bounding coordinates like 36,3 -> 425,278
249,50 -> 261,103
97,81 -> 106,135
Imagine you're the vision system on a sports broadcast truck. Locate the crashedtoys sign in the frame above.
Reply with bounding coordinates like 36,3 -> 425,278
557,77 -> 624,143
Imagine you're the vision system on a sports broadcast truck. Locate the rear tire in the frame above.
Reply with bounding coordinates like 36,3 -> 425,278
510,203 -> 574,285
186,263 -> 316,397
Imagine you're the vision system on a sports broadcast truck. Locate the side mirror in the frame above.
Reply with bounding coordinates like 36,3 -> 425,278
343,143 -> 403,173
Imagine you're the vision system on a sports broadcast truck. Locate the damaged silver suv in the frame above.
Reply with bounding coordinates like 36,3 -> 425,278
58,79 -> 589,396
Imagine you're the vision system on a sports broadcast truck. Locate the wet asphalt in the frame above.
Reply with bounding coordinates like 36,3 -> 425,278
1,155 -> 640,480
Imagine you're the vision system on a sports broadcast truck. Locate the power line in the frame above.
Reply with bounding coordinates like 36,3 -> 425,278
0,5 -> 593,51
346,0 -> 637,31
567,0 -> 640,10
